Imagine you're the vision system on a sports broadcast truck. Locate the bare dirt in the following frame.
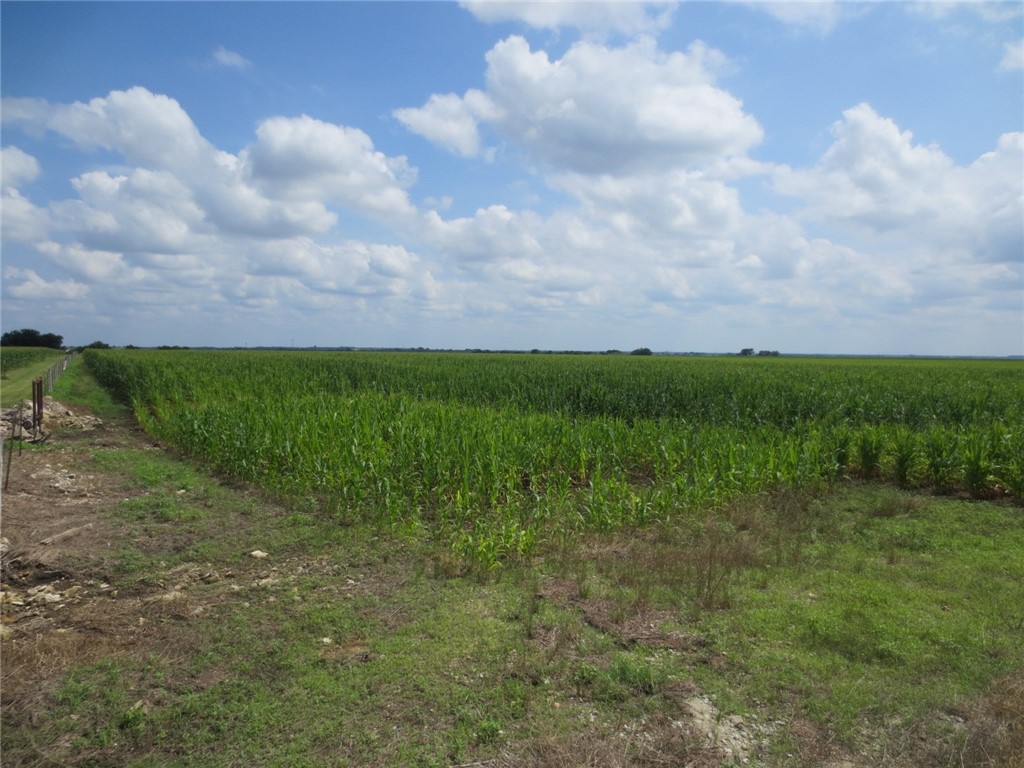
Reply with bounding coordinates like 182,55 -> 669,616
0,401 -> 279,766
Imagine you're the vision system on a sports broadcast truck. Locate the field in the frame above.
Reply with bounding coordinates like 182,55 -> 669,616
1,351 -> 1022,767
0,347 -> 66,407
84,350 -> 1024,569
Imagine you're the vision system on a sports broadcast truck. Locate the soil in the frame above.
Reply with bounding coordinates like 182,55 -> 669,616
0,401 -> 285,766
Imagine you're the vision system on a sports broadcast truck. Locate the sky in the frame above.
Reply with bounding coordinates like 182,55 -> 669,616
1,1 -> 1022,355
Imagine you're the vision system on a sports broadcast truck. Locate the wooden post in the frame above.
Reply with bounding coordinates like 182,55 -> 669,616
32,377 -> 44,433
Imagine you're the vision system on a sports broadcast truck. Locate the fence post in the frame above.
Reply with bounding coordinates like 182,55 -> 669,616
32,377 -> 44,434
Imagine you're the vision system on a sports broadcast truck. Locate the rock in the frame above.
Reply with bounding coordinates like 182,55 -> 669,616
130,699 -> 152,715
29,591 -> 63,605
250,550 -> 269,559
153,590 -> 186,602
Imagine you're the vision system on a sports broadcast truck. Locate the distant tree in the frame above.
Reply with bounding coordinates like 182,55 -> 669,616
1,328 -> 64,349
757,350 -> 780,357
630,347 -> 653,356
85,340 -> 112,349
739,348 -> 755,356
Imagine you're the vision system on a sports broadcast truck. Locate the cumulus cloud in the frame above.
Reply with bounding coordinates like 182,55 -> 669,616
0,86 -> 441,331
3,267 -> 89,300
773,103 -> 1023,266
3,88 -> 209,169
1,87 -> 420,243
1,145 -> 40,191
460,1 -> 677,36
774,104 -> 955,229
394,91 -> 499,158
398,35 -> 761,175
242,115 -> 418,221
1,147 -> 49,244
550,169 -> 743,241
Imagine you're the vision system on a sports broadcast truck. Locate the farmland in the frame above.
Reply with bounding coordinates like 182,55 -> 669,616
84,350 -> 1023,569
2,351 -> 1021,767
0,346 -> 66,407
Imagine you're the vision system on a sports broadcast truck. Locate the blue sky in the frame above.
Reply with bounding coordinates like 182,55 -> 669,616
2,1 -> 1022,355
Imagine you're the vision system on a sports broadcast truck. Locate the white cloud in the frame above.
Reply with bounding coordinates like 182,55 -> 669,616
212,46 -> 252,71
243,115 -> 418,221
460,1 -> 677,36
999,38 -> 1024,71
774,104 -> 955,229
398,35 -> 761,175
0,88 -> 421,242
0,87 -> 444,336
421,204 -> 544,265
1,146 -> 40,191
1,147 -> 49,244
3,267 -> 89,300
393,90 -> 499,158
550,169 -> 743,240
773,103 -> 1023,267
2,190 -> 50,245
250,238 -> 422,298
2,88 -> 209,169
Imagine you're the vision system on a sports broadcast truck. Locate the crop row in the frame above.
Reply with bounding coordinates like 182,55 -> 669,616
84,350 -> 1023,568
84,350 -> 1022,428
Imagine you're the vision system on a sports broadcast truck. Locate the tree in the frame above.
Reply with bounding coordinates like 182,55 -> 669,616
1,328 -> 64,349
630,347 -> 653,356
739,348 -> 754,356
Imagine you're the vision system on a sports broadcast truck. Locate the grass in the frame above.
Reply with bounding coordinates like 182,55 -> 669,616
0,347 -> 65,407
3,360 -> 1023,767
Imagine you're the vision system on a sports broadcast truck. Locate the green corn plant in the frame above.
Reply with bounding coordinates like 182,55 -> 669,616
890,427 -> 920,487
856,429 -> 885,478
961,431 -> 994,498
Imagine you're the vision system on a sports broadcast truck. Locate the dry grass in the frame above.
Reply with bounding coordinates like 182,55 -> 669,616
953,675 -> 1024,768
511,715 -> 722,768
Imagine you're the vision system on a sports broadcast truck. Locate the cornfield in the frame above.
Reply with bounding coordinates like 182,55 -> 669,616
0,347 -> 63,377
84,350 -> 1024,567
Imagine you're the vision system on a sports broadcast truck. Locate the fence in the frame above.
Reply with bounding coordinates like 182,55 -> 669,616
30,352 -> 75,431
3,352 -> 75,490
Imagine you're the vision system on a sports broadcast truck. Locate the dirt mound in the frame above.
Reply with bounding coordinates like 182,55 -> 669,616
1,397 -> 102,440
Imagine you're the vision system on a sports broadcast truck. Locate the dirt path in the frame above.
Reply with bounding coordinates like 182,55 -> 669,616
0,400 -> 285,765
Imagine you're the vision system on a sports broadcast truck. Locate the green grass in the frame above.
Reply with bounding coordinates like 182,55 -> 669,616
50,354 -> 123,418
0,347 -> 65,406
679,487 -> 1024,759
